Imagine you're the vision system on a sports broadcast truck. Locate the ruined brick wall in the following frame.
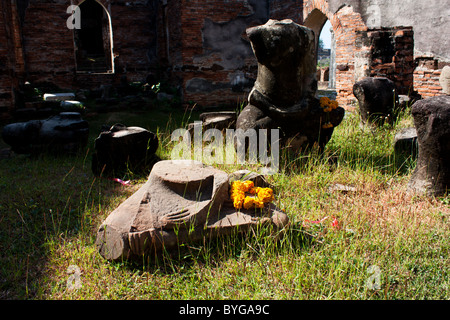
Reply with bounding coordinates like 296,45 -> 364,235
370,27 -> 414,96
356,26 -> 415,96
0,2 -> 14,120
0,0 -> 24,121
22,1 -> 75,89
304,1 -> 368,106
169,0 -> 305,108
158,0 -> 182,69
303,0 -> 450,109
21,0 -> 158,90
153,0 -> 183,90
107,0 -> 159,81
326,0 -> 450,66
333,5 -> 367,106
3,0 -> 448,118
303,0 -> 447,106
361,26 -> 448,99
269,0 -> 303,22
413,58 -> 447,98
153,0 -> 448,105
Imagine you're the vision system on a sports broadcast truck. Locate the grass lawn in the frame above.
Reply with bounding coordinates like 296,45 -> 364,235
0,105 -> 449,300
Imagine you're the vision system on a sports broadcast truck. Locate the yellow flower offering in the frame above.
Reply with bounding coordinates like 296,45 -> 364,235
243,180 -> 254,192
231,192 -> 245,209
230,180 -> 275,210
330,100 -> 338,109
319,96 -> 338,112
256,187 -> 274,202
320,96 -> 330,107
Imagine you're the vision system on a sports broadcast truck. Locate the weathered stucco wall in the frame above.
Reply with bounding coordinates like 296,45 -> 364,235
177,0 -> 306,107
304,0 -> 449,105
174,0 -> 271,107
327,0 -> 450,61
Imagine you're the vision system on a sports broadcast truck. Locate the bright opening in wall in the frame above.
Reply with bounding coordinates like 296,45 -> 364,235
318,20 -> 332,88
74,0 -> 114,73
303,9 -> 336,90
319,21 -> 331,51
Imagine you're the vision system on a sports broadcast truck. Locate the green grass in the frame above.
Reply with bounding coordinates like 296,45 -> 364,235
0,106 -> 449,300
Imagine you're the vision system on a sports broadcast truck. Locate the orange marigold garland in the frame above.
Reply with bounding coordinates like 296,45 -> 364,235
230,180 -> 275,210
319,96 -> 339,129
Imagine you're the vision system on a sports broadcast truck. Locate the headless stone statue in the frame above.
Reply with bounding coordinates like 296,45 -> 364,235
236,19 -> 344,151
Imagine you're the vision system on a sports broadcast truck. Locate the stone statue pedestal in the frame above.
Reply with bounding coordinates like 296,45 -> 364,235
96,160 -> 289,261
407,95 -> 450,196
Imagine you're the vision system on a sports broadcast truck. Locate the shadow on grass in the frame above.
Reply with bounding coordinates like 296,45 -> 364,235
0,108 -> 198,299
0,148 -> 134,299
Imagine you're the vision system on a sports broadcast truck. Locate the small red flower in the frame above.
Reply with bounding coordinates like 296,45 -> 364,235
331,216 -> 340,229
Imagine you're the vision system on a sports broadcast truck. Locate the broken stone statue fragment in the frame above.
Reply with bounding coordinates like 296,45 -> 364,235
236,19 -> 344,151
187,111 -> 237,135
407,95 -> 450,196
394,127 -> 418,159
439,66 -> 450,95
1,112 -> 89,154
353,76 -> 399,127
91,123 -> 159,177
95,160 -> 289,261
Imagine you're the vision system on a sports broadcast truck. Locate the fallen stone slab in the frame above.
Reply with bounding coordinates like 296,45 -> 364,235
95,160 -> 289,261
199,111 -> 237,130
43,93 -> 76,101
328,183 -> 357,194
1,112 -> 89,154
187,111 -> 237,135
60,100 -> 84,111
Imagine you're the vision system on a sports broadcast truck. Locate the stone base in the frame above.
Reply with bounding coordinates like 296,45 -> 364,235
95,160 -> 289,261
394,127 -> 418,159
407,95 -> 450,196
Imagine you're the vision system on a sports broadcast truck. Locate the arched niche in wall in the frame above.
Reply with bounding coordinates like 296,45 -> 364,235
74,0 -> 114,73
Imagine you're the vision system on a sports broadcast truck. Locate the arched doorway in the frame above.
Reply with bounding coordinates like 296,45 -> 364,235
303,4 -> 368,107
304,8 -> 336,95
74,0 -> 114,73
318,20 -> 335,90
303,8 -> 328,62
